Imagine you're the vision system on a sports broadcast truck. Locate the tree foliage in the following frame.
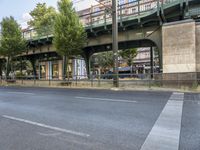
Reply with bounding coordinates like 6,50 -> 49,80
0,16 -> 26,76
0,17 -> 26,57
53,0 -> 87,78
28,3 -> 56,34
91,52 -> 114,73
120,48 -> 137,67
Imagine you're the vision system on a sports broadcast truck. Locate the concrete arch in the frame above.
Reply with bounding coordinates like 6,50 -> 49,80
83,36 -> 162,77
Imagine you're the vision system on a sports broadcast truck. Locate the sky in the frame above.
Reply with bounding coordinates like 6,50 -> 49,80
0,0 -> 97,28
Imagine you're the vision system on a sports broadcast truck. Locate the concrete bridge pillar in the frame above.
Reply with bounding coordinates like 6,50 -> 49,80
195,22 -> 200,73
162,19 -> 199,82
83,51 -> 92,79
29,57 -> 37,78
58,60 -> 63,80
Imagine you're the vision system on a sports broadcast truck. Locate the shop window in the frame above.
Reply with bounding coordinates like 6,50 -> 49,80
52,64 -> 59,78
40,65 -> 46,79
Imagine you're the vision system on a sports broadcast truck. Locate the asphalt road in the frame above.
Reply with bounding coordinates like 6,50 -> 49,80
0,86 -> 199,150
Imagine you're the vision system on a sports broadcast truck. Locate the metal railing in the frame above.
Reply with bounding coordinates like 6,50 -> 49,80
22,0 -> 180,41
0,72 -> 199,89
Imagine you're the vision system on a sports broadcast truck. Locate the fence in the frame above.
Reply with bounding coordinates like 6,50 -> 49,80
0,72 -> 199,90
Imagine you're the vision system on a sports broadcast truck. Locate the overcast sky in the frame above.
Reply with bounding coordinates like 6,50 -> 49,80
0,0 -> 97,28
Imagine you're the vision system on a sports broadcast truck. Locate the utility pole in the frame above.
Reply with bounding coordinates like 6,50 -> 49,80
94,0 -> 119,87
112,0 -> 119,87
150,47 -> 154,79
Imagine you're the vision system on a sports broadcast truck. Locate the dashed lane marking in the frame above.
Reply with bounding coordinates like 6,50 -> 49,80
75,96 -> 137,103
7,92 -> 35,95
2,115 -> 90,138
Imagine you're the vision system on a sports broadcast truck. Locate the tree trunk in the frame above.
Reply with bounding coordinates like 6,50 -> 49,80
66,58 -> 70,81
20,58 -> 23,75
63,55 -> 67,80
131,64 -> 133,74
130,64 -> 133,78
131,58 -> 135,77
11,60 -> 14,74
0,60 -> 3,77
30,58 -> 37,79
6,57 -> 11,79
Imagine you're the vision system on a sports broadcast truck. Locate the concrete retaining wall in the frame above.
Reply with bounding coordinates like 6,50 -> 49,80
162,20 -> 197,73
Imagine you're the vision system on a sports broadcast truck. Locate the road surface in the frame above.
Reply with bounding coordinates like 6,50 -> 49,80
0,86 -> 199,150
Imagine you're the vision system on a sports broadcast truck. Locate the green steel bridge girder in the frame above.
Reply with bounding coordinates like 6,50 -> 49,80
25,0 -> 200,47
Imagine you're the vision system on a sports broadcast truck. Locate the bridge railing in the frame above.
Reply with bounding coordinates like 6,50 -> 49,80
23,26 -> 54,41
80,0 -> 158,27
22,0 -> 179,41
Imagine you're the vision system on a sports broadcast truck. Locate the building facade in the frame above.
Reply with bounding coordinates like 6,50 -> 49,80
133,48 -> 159,74
36,58 -> 87,80
78,0 -> 158,26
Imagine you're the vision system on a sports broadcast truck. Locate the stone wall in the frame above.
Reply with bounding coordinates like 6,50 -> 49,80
162,20 -> 196,74
196,23 -> 200,73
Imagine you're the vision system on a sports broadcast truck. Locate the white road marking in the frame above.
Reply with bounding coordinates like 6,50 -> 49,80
7,92 -> 35,95
173,92 -> 183,95
75,96 -> 137,103
169,92 -> 184,101
140,92 -> 184,150
2,115 -> 90,138
37,132 -> 61,137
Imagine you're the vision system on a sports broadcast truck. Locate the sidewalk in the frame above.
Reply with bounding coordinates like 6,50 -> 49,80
1,79 -> 200,94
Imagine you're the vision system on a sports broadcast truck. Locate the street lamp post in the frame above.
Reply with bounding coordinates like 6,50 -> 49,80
112,0 -> 119,87
94,0 -> 119,87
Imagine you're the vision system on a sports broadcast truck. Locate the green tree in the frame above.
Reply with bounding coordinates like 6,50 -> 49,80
28,3 -> 56,35
120,48 -> 137,74
14,60 -> 31,72
92,52 -> 114,74
0,16 -> 26,78
53,0 -> 87,80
